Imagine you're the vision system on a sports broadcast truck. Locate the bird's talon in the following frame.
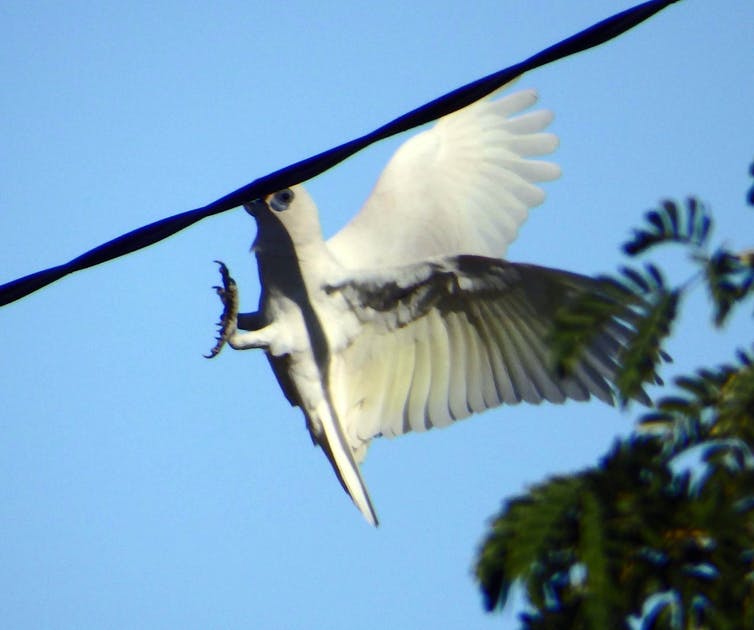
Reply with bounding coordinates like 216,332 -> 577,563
205,260 -> 239,358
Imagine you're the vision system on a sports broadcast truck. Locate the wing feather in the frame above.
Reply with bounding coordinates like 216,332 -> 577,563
492,300 -> 564,403
492,301 -> 546,404
459,308 -> 488,414
380,328 -> 415,439
499,295 -> 596,402
445,312 -> 471,420
475,302 -> 518,406
326,89 -> 560,269
406,317 -> 432,433
468,301 -> 507,407
329,256 -> 645,451
426,311 -> 453,428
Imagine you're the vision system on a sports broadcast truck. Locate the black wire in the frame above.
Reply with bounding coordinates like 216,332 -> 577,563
0,0 -> 680,308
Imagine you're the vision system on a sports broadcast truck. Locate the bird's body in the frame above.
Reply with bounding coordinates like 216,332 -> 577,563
208,89 -> 637,525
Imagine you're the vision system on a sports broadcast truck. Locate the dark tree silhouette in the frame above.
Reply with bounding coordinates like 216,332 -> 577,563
475,164 -> 754,629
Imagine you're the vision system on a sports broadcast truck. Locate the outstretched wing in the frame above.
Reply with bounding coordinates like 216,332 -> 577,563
327,256 -> 644,457
326,89 -> 560,269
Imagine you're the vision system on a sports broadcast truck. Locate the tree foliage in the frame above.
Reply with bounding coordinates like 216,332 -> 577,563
475,163 -> 754,629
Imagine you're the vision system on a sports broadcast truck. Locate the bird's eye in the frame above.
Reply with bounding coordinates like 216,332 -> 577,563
270,188 -> 294,212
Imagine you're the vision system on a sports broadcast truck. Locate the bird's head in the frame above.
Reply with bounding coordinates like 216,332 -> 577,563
244,184 -> 324,251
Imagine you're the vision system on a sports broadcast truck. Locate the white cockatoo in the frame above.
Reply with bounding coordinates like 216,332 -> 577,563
207,89 -> 637,526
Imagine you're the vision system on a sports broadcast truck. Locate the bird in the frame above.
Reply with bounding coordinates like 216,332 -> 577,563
206,89 -> 641,526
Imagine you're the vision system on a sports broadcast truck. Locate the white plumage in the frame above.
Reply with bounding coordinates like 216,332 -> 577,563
327,89 -> 560,267
207,89 -> 635,526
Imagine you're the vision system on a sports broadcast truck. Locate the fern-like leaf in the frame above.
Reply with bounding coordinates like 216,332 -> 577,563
552,265 -> 675,405
615,280 -> 679,405
476,476 -> 585,612
705,248 -> 754,326
623,198 -> 712,257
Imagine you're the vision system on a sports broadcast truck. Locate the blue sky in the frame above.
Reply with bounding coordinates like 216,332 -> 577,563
1,1 -> 752,628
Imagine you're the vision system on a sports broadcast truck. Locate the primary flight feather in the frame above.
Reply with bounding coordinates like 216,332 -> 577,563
207,89 -> 637,526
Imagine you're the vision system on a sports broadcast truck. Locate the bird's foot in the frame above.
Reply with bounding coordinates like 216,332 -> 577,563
205,261 -> 239,358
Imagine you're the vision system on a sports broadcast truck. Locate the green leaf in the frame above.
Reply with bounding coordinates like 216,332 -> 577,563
551,265 -> 676,406
704,248 -> 754,326
623,198 -> 712,257
479,160 -> 754,627
578,490 -> 612,628
476,476 -> 585,612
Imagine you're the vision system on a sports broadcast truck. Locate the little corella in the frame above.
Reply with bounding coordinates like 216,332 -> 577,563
207,89 -> 638,526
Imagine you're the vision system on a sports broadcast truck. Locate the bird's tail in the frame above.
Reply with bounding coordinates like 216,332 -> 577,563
313,400 -> 379,527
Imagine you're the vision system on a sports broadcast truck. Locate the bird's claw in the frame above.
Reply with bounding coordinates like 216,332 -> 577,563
204,260 -> 239,358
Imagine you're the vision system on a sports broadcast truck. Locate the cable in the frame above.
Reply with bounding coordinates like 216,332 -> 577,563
0,0 -> 680,308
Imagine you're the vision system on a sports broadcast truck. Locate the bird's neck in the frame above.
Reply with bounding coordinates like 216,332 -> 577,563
254,230 -> 339,291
